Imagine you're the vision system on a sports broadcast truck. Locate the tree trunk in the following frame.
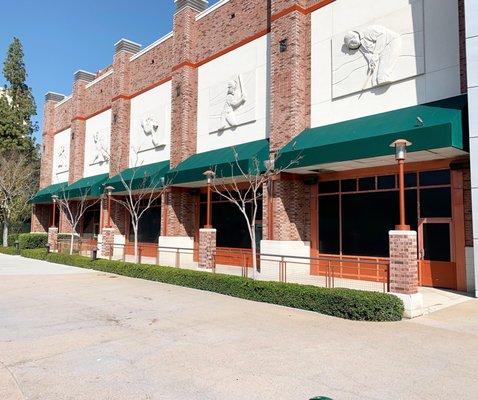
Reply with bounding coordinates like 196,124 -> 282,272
134,226 -> 139,264
2,221 -> 8,248
70,233 -> 74,255
251,223 -> 257,280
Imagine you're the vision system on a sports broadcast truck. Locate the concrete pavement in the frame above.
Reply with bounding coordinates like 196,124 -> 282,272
1,253 -> 477,400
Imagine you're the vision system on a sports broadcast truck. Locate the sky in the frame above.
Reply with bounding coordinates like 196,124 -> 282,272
0,0 -> 220,144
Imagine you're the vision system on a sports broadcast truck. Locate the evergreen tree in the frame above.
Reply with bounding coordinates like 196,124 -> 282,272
1,37 -> 38,155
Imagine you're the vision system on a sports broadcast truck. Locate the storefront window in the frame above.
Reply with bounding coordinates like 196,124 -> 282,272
82,207 -> 100,238
129,206 -> 161,243
318,169 -> 447,258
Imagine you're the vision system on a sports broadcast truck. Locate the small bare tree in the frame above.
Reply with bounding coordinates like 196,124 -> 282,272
210,149 -> 300,279
108,167 -> 171,264
0,151 -> 38,247
106,148 -> 173,264
54,188 -> 100,255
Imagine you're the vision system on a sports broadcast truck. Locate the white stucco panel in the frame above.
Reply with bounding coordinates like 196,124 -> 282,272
84,109 -> 111,177
129,81 -> 172,167
311,0 -> 461,127
52,128 -> 71,184
197,35 -> 269,153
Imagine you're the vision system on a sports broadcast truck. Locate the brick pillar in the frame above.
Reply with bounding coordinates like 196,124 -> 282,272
69,70 -> 95,183
101,227 -> 115,258
31,204 -> 50,233
48,227 -> 58,251
267,1 -> 312,245
40,92 -> 65,189
110,39 -> 141,175
199,228 -> 216,269
389,230 -> 423,318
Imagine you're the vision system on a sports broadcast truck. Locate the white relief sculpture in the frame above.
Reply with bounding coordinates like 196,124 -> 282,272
57,144 -> 68,171
344,25 -> 402,88
92,130 -> 109,164
141,116 -> 164,147
219,75 -> 247,130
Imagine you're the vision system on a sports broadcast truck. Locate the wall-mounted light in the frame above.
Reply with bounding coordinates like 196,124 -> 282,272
113,114 -> 118,124
176,84 -> 182,97
279,39 -> 288,53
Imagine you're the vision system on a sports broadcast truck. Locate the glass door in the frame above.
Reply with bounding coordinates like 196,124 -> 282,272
418,218 -> 457,289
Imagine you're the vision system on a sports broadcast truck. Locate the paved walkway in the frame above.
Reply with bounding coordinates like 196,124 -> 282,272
1,253 -> 477,400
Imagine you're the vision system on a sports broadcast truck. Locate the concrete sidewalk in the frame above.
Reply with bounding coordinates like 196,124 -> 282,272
1,253 -> 477,399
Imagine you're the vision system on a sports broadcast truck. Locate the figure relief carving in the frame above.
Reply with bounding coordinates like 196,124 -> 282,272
92,130 -> 109,164
141,116 -> 164,147
219,75 -> 247,131
344,25 -> 402,89
57,145 -> 68,171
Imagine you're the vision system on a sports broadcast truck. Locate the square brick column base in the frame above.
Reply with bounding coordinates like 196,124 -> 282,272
389,230 -> 423,318
199,229 -> 216,270
48,227 -> 58,252
101,228 -> 115,258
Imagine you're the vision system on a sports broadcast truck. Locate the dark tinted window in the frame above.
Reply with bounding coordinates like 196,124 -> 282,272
359,177 -> 375,191
131,207 -> 161,243
377,175 -> 396,189
405,173 -> 417,188
319,180 -> 339,194
318,195 -> 340,254
341,179 -> 356,192
419,170 -> 450,186
420,188 -> 452,218
423,223 -> 451,262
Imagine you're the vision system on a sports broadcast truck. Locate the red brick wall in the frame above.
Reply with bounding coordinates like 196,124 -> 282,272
39,101 -> 56,189
31,204 -> 51,233
69,80 -> 88,183
165,188 -> 196,237
458,0 -> 467,93
463,168 -> 473,247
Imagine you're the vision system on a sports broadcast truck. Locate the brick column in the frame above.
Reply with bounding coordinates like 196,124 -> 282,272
199,228 -> 216,269
40,92 -> 65,188
31,204 -> 50,233
389,230 -> 423,318
101,227 -> 115,258
48,227 -> 58,252
69,70 -> 95,183
267,1 -> 312,245
110,39 -> 141,175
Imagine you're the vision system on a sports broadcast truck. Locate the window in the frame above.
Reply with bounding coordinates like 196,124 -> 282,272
129,206 -> 161,243
420,188 -> 451,218
319,195 -> 340,254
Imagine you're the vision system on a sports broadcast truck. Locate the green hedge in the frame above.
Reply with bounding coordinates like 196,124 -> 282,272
0,246 -> 16,255
20,248 -> 404,321
7,234 -> 19,247
18,233 -> 48,250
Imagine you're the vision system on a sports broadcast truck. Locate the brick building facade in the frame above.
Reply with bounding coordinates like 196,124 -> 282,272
32,0 -> 476,298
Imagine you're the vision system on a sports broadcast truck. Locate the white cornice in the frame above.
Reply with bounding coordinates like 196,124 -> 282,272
85,69 -> 114,89
196,0 -> 230,21
130,32 -> 174,61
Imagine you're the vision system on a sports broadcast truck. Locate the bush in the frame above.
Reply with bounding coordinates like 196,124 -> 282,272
7,233 -> 19,247
0,246 -> 16,255
18,233 -> 48,250
20,248 -> 404,321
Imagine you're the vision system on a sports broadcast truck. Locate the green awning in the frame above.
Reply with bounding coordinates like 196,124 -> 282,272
29,182 -> 68,204
167,139 -> 270,185
276,95 -> 468,170
105,160 -> 170,193
60,173 -> 109,200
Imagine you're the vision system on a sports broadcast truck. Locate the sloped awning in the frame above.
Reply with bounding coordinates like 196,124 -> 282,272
276,95 -> 468,172
59,173 -> 110,200
29,182 -> 68,204
104,160 -> 170,193
166,139 -> 270,186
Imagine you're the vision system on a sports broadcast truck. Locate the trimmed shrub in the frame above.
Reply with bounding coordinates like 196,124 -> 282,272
7,233 -> 19,247
0,246 -> 16,255
20,248 -> 404,322
18,233 -> 48,250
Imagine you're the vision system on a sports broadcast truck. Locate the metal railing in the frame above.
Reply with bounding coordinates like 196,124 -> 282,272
56,240 -> 389,293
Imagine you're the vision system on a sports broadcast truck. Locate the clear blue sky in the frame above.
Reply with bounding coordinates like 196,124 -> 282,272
0,0 -> 219,144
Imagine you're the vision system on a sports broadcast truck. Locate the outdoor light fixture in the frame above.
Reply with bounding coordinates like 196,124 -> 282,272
51,194 -> 58,203
279,39 -> 288,53
51,195 -> 58,228
160,177 -> 165,187
390,139 -> 411,161
105,186 -> 114,196
203,170 -> 215,184
176,84 -> 181,97
390,139 -> 412,231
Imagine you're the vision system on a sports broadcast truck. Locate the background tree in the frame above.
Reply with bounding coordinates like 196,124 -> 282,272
0,151 -> 38,246
0,38 -> 39,241
1,37 -> 38,154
